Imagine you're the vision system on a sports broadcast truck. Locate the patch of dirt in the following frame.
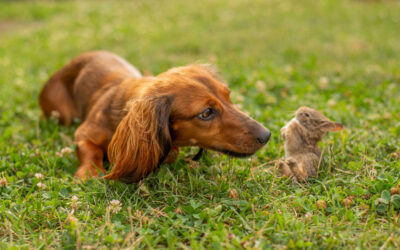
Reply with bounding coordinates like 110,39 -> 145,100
0,19 -> 42,38
354,0 -> 395,2
0,20 -> 31,37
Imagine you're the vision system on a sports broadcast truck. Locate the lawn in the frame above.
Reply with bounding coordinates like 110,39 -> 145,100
1,0 -> 400,248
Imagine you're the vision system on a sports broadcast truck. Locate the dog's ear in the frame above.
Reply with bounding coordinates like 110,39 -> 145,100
104,96 -> 172,183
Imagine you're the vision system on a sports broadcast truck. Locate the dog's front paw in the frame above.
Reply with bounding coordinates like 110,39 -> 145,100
74,164 -> 105,180
163,146 -> 179,164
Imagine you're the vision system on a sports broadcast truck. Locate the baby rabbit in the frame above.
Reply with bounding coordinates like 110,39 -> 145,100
278,106 -> 343,182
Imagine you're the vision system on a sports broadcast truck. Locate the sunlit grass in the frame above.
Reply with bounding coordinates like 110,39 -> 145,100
1,0 -> 400,248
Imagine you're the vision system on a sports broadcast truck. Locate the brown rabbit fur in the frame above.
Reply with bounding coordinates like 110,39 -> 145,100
278,106 -> 343,182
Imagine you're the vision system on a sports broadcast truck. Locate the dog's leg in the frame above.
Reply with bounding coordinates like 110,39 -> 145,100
74,123 -> 109,179
192,148 -> 204,161
163,146 -> 179,164
74,140 -> 106,179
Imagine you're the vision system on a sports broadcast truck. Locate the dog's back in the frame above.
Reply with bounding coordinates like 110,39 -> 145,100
39,51 -> 141,125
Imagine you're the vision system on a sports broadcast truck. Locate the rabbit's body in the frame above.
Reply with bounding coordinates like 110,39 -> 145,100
278,107 -> 342,182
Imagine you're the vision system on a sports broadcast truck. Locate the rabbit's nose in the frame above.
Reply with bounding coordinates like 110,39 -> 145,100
256,130 -> 271,145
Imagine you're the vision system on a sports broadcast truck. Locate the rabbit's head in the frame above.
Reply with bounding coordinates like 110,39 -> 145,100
294,106 -> 343,141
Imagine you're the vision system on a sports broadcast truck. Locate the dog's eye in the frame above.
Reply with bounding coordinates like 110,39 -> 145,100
198,108 -> 215,121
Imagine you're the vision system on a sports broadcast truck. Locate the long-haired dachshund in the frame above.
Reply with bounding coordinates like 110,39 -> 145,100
39,51 -> 270,183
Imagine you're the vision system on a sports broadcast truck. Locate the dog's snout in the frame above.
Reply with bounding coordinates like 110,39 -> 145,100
256,130 -> 271,145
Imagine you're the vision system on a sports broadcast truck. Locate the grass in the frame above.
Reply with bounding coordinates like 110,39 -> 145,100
1,0 -> 400,248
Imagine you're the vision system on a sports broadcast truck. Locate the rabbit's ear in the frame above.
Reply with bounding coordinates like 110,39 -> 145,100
320,121 -> 343,132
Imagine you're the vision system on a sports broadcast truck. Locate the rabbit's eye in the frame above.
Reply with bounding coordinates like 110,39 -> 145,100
304,113 -> 310,117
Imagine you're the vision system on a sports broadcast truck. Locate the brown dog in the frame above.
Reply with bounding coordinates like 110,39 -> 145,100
39,51 -> 270,183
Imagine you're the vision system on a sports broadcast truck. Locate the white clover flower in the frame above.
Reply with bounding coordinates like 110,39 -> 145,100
327,99 -> 337,107
35,173 -> 44,180
0,177 -> 7,187
70,195 -> 81,210
108,199 -> 122,214
284,65 -> 293,73
235,93 -> 244,103
234,103 -> 243,110
134,210 -> 143,218
61,147 -> 73,155
37,182 -> 46,189
304,213 -> 312,221
56,147 -> 73,157
50,110 -> 60,120
318,76 -> 330,90
255,80 -> 266,92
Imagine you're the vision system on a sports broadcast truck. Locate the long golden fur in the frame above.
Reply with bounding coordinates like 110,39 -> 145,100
106,97 -> 173,182
39,51 -> 270,183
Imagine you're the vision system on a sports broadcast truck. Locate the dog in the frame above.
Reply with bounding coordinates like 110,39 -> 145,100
39,51 -> 271,183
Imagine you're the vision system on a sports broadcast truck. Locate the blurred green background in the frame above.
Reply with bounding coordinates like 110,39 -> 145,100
0,0 -> 400,248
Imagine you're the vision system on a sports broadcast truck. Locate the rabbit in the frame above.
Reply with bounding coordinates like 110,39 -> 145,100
277,106 -> 343,182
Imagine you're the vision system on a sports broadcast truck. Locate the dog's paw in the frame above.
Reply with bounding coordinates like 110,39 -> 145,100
163,147 -> 179,164
74,165 -> 103,180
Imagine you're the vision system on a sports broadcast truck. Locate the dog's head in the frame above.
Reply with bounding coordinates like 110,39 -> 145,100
105,65 -> 270,182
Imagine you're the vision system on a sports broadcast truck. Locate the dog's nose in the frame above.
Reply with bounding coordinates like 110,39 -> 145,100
256,130 -> 271,145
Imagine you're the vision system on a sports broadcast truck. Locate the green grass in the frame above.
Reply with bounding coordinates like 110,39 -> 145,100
1,0 -> 400,248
